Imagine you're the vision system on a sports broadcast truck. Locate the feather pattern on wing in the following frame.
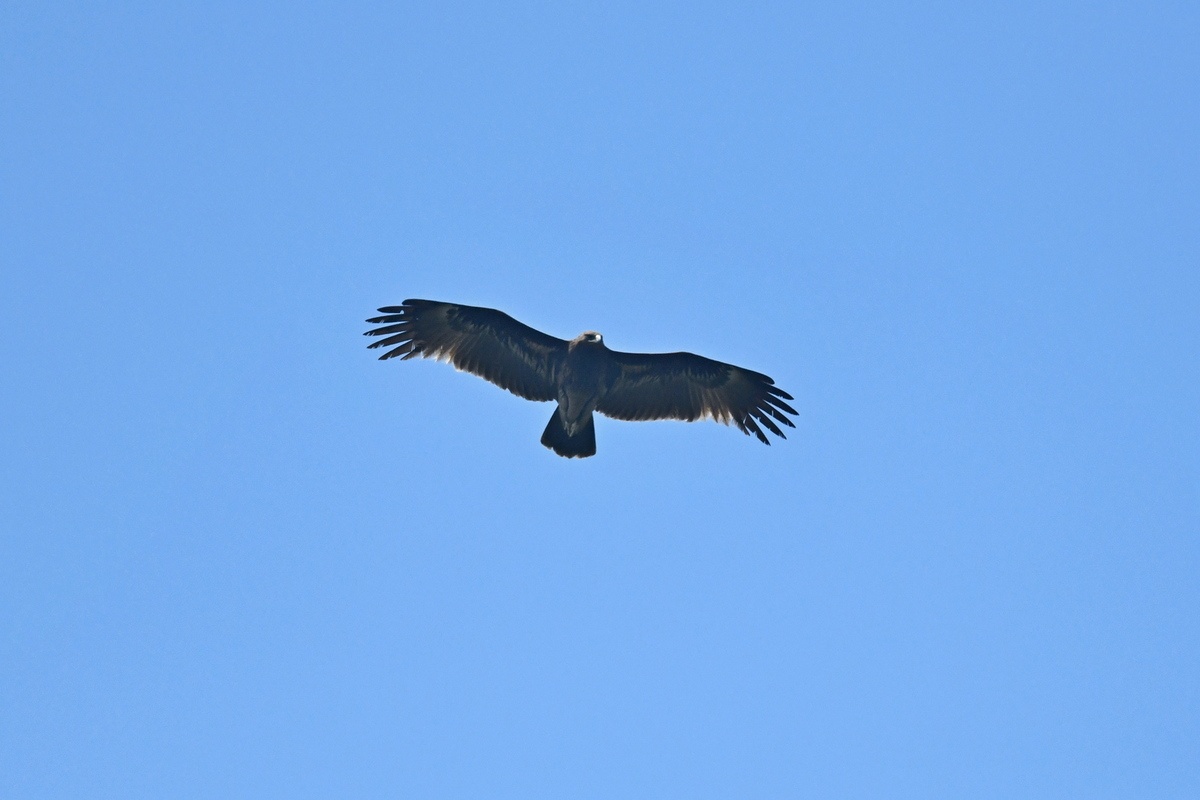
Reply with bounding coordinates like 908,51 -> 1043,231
595,351 -> 798,444
364,299 -> 566,401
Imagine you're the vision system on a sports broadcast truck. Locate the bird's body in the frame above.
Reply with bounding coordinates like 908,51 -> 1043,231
541,333 -> 612,457
558,334 -> 609,430
364,299 -> 796,458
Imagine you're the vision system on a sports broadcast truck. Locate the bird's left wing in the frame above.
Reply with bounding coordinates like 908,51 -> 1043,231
364,299 -> 566,401
595,350 -> 797,444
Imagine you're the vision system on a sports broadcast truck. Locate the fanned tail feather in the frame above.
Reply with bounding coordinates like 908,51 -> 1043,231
541,410 -> 596,458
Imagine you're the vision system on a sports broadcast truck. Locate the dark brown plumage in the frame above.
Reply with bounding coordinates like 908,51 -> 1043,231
364,299 -> 797,458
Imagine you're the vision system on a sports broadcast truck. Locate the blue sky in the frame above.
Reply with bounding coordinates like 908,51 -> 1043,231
2,1 -> 1197,797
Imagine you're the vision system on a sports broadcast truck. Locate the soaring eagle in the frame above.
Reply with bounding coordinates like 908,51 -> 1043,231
364,299 -> 797,458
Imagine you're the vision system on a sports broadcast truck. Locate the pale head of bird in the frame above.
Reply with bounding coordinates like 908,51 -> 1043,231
571,331 -> 605,349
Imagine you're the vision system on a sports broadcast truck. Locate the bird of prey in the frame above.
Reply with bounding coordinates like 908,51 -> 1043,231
364,299 -> 797,458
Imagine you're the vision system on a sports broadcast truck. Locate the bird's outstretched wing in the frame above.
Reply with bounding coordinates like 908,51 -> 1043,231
364,299 -> 566,401
595,350 -> 797,444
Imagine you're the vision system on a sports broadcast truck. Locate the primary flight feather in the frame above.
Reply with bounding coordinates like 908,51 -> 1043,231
364,299 -> 797,458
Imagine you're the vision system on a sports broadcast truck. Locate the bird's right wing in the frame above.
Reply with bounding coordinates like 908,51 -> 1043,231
364,299 -> 566,401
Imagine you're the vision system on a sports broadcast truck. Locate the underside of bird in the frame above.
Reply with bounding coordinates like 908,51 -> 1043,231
364,299 -> 797,459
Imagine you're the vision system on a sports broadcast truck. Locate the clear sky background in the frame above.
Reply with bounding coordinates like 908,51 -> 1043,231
3,2 -> 1197,797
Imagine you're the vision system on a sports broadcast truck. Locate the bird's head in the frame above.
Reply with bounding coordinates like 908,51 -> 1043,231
572,331 -> 605,348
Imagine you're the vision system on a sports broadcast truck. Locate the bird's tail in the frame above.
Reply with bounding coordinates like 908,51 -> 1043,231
541,409 -> 596,458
